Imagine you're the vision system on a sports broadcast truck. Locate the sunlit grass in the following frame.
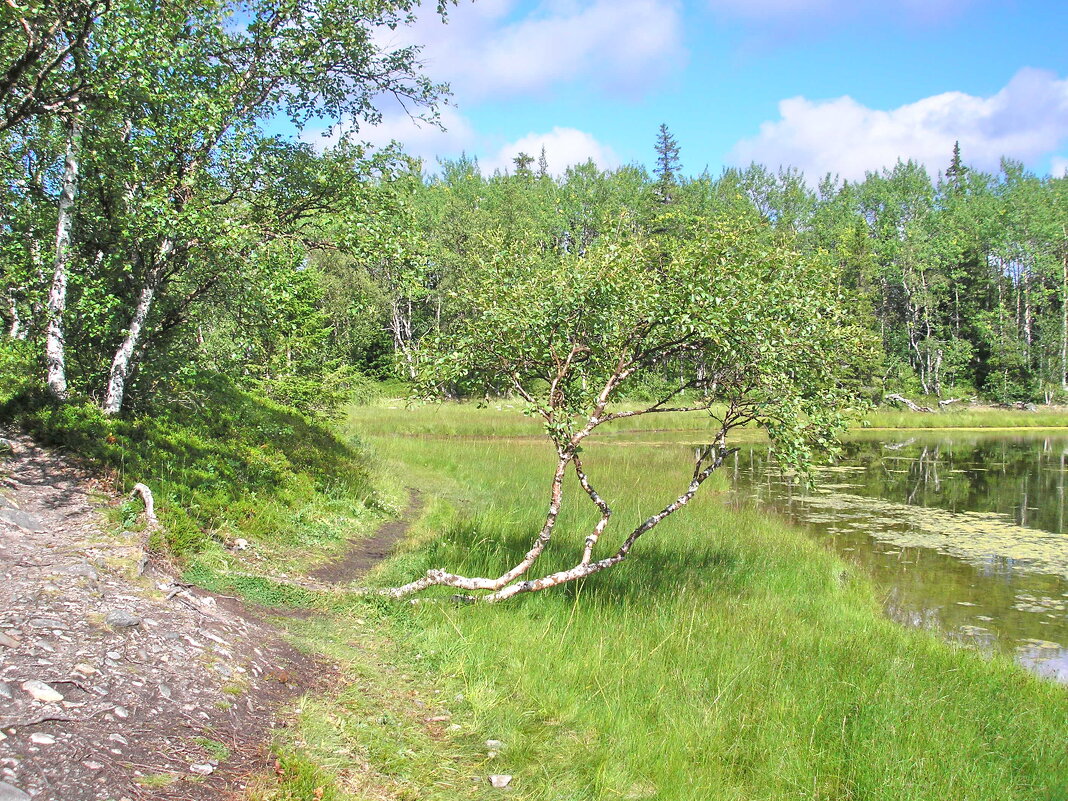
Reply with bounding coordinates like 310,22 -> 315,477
346,403 -> 1068,801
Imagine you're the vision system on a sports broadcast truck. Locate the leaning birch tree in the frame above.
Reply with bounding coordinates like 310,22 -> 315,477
384,211 -> 873,602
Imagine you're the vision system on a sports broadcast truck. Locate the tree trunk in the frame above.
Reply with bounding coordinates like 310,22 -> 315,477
103,244 -> 169,415
44,110 -> 83,400
5,292 -> 21,339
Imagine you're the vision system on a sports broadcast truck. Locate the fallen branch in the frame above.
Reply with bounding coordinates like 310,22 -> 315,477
885,393 -> 935,413
937,396 -> 975,408
130,482 -> 157,528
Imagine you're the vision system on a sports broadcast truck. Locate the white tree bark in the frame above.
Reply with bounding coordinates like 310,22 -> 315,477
6,293 -> 21,339
44,110 -> 83,400
103,243 -> 170,415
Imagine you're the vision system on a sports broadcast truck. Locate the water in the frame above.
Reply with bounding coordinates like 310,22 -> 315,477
728,430 -> 1068,682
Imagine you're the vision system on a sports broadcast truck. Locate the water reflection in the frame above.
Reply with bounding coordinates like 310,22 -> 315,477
729,431 -> 1068,683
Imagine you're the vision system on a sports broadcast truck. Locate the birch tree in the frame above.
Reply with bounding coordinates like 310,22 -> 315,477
383,210 -> 873,602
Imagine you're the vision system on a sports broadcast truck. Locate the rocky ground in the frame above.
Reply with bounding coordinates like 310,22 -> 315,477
0,434 -> 327,801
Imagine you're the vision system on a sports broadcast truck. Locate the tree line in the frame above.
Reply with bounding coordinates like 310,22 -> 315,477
3,4 -> 1067,416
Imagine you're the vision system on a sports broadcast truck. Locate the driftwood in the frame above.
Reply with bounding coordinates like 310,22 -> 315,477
885,393 -> 936,413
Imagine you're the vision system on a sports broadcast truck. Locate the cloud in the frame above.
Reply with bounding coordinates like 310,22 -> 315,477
727,68 -> 1068,182
1052,157 -> 1068,178
481,127 -> 619,174
380,0 -> 685,100
302,106 -> 478,165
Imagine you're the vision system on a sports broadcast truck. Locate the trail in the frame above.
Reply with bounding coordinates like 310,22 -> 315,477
309,489 -> 424,584
0,434 -> 326,801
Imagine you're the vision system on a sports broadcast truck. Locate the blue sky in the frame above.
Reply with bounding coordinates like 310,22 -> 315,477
305,0 -> 1068,182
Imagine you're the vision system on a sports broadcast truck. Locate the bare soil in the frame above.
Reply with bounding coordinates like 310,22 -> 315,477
0,434 -> 333,801
309,489 -> 422,584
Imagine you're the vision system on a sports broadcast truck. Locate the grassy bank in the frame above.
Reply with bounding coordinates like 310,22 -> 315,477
325,403 -> 1068,801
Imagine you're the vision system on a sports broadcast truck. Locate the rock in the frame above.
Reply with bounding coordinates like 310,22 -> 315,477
489,774 -> 513,789
0,781 -> 30,801
66,563 -> 98,579
105,610 -> 142,628
21,680 -> 63,703
486,739 -> 504,750
113,705 -> 129,719
158,684 -> 172,699
0,438 -> 16,455
0,495 -> 15,511
106,650 -> 121,660
28,618 -> 66,630
190,763 -> 214,776
0,510 -> 43,533
233,538 -> 249,550
108,733 -> 128,745
0,683 -> 11,700
73,663 -> 97,675
82,761 -> 104,771
0,633 -> 18,648
29,733 -> 55,745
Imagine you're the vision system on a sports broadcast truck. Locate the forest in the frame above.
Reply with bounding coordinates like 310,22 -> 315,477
3,3 -> 1068,415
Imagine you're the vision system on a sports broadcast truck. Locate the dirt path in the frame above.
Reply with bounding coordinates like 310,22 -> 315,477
309,489 -> 423,584
0,434 -> 326,801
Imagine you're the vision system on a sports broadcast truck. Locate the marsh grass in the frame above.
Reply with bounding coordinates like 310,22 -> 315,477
348,404 -> 1068,801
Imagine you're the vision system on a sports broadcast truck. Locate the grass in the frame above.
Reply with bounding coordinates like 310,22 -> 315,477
0,357 -> 388,577
332,402 -> 1068,801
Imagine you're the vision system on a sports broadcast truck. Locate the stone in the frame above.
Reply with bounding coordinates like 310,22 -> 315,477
28,618 -> 66,630
0,683 -> 11,700
82,761 -> 104,771
106,651 -> 121,660
29,733 -> 55,745
489,774 -> 513,789
0,510 -> 43,533
0,633 -> 18,648
0,781 -> 30,801
486,739 -> 504,750
158,684 -> 172,699
66,563 -> 99,579
106,610 -> 142,628
21,680 -> 63,703
113,706 -> 129,719
233,538 -> 249,550
190,763 -> 214,776
73,663 -> 97,675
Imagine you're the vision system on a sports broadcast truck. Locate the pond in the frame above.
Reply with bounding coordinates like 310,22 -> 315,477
728,430 -> 1068,682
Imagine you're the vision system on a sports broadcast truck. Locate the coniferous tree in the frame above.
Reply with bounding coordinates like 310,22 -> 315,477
653,123 -> 681,203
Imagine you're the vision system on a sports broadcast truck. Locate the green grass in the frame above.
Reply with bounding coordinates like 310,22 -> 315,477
0,358 -> 386,576
864,406 -> 1068,429
336,402 -> 1068,801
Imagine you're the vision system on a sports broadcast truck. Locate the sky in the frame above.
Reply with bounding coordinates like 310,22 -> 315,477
301,0 -> 1068,183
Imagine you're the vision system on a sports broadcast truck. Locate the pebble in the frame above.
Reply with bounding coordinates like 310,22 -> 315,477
109,733 -> 128,745
486,739 -> 504,750
489,774 -> 513,788
106,651 -> 121,660
28,618 -> 66,630
0,781 -> 30,800
73,663 -> 96,675
20,680 -> 63,703
0,683 -> 11,700
159,684 -> 172,699
113,706 -> 129,719
105,610 -> 142,628
29,733 -> 55,745
82,761 -> 104,771
190,763 -> 214,776
0,634 -> 18,648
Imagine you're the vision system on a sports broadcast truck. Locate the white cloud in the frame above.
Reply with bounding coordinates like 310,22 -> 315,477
302,106 -> 478,165
481,127 -> 619,174
728,68 -> 1068,182
379,0 -> 685,100
1052,157 -> 1068,178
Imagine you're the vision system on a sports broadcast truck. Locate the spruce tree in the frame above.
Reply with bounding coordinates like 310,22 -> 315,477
654,123 -> 681,203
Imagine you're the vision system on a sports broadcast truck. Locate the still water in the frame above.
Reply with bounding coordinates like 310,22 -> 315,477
729,430 -> 1068,682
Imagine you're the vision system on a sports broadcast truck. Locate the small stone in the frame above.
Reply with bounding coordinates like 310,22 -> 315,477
21,680 -> 63,703
489,774 -> 512,789
0,633 -> 18,648
66,563 -> 98,579
28,618 -> 66,630
82,761 -> 104,771
73,663 -> 97,676
105,610 -> 141,628
29,733 -> 55,745
158,684 -> 172,699
233,538 -> 249,550
106,650 -> 121,660
113,706 -> 129,719
190,763 -> 214,776
108,733 -> 128,745
0,683 -> 11,700
0,510 -> 43,533
0,781 -> 30,800
486,739 -> 504,750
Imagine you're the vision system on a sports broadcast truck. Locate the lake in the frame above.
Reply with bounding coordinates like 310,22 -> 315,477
728,430 -> 1068,682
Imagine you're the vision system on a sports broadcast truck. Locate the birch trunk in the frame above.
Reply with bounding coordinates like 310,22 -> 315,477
103,243 -> 170,415
44,110 -> 83,400
5,293 -> 21,339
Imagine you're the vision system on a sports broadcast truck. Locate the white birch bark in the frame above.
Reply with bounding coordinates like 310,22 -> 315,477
44,110 -> 83,400
103,242 -> 170,415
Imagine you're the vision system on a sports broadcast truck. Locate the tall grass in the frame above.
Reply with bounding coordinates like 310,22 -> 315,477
351,404 -> 1068,801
